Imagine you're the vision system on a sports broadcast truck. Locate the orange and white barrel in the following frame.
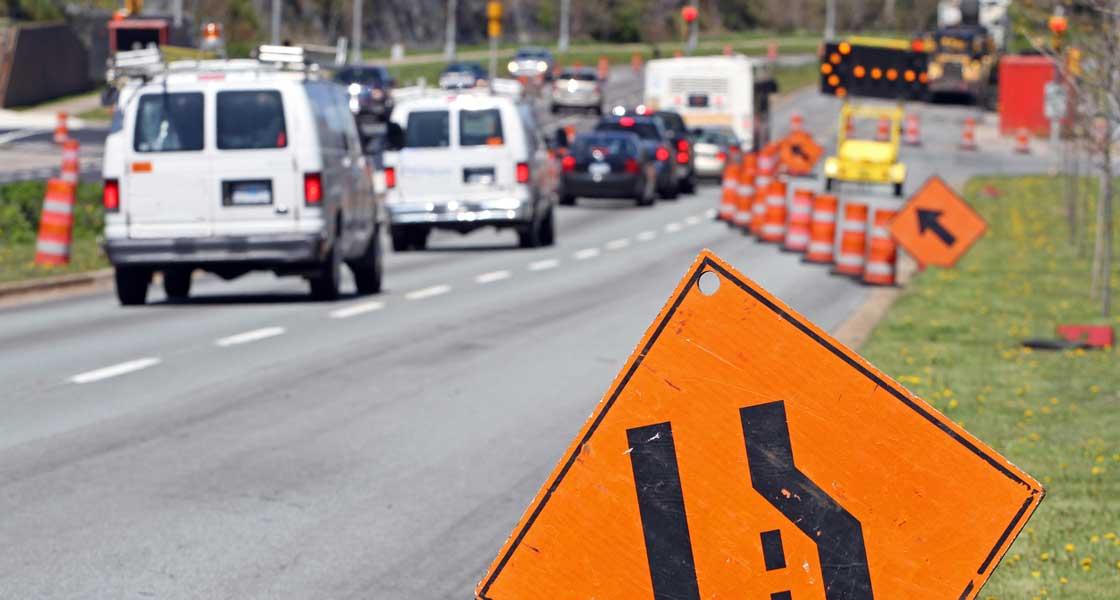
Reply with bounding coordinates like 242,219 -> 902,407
903,113 -> 921,146
751,145 -> 779,236
960,117 -> 978,151
790,111 -> 804,132
53,111 -> 69,144
733,153 -> 756,230
863,209 -> 898,286
759,180 -> 788,243
1015,128 -> 1031,154
875,116 -> 890,141
719,161 -> 741,223
834,201 -> 868,277
804,193 -> 839,264
34,179 -> 76,266
782,187 -> 813,252
60,139 -> 80,184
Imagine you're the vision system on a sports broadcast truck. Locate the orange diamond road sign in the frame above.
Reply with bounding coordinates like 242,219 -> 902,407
890,176 -> 988,268
476,251 -> 1042,600
780,130 -> 824,176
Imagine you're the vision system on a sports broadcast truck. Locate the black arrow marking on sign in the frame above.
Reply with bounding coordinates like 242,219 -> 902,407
741,401 -> 874,600
791,144 -> 810,161
917,209 -> 956,246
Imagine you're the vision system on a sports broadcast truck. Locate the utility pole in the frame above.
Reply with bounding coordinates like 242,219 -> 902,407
351,0 -> 363,63
487,1 -> 502,81
271,0 -> 281,45
687,0 -> 699,55
444,0 -> 458,60
558,0 -> 570,52
172,0 -> 182,27
825,0 -> 836,39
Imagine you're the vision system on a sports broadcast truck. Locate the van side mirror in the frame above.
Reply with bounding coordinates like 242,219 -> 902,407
553,127 -> 569,149
386,122 -> 404,151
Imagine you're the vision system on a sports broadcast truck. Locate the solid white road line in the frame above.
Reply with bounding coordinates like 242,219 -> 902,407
405,284 -> 451,300
330,301 -> 385,319
475,270 -> 512,284
215,326 -> 286,347
636,230 -> 657,242
573,247 -> 600,260
685,215 -> 701,226
665,222 -> 683,233
528,258 -> 560,271
69,357 -> 162,384
605,238 -> 631,251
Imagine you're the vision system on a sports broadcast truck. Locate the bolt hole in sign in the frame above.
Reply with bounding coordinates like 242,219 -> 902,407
476,250 -> 1042,600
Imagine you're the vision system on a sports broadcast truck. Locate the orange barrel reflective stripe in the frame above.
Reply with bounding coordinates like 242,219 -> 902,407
863,208 -> 899,286
876,116 -> 890,141
733,153 -> 756,230
960,117 -> 977,151
834,201 -> 868,276
783,187 -> 813,251
60,139 -> 80,184
1015,128 -> 1031,154
751,145 -> 779,236
759,179 -> 788,243
719,161 -> 740,223
34,179 -> 76,266
903,113 -> 921,146
53,111 -> 69,144
804,193 -> 839,264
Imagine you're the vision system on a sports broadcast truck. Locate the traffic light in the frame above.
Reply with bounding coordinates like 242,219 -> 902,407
819,39 -> 929,101
487,1 -> 502,38
1048,14 -> 1068,52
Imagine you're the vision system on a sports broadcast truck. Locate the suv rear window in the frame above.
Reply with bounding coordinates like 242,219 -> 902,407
405,110 -> 450,148
596,121 -> 659,140
459,109 -> 504,146
560,71 -> 597,82
656,112 -> 687,135
133,92 -> 203,153
573,136 -> 637,157
217,90 -> 287,150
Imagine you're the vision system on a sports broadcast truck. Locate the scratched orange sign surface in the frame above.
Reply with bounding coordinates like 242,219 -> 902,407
477,251 -> 1043,600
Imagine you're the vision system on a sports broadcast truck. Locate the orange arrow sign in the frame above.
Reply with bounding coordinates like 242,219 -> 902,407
477,251 -> 1042,600
890,176 -> 988,268
780,130 -> 824,176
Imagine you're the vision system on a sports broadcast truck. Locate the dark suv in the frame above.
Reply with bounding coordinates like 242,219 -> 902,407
336,65 -> 395,123
594,114 -> 680,199
635,108 -> 697,194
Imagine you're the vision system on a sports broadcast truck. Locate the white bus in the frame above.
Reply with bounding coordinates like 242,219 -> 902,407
643,55 -> 777,151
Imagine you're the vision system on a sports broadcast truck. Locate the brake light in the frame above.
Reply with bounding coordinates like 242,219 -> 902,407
619,116 -> 635,127
676,151 -> 689,164
561,155 -> 576,172
676,139 -> 690,152
304,172 -> 323,205
716,151 -> 728,162
384,167 -> 396,189
103,178 -> 119,212
516,162 -> 531,184
624,158 -> 640,174
655,147 -> 670,161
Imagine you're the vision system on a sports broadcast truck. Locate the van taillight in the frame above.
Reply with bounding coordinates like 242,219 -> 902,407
384,167 -> 396,189
304,172 -> 323,205
561,155 -> 576,172
516,162 -> 531,184
103,179 -> 119,212
655,147 -> 670,161
624,158 -> 640,174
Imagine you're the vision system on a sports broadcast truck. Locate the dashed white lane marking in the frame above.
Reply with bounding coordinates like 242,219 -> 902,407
704,208 -> 717,219
528,258 -> 560,271
685,215 -> 701,226
69,357 -> 162,384
605,238 -> 631,250
574,247 -> 600,260
215,326 -> 286,347
475,270 -> 511,284
665,222 -> 683,233
636,230 -> 657,242
330,301 -> 385,319
406,284 -> 452,300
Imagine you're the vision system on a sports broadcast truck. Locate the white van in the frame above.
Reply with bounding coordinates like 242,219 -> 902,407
643,55 -> 777,151
383,90 -> 558,250
102,50 -> 383,305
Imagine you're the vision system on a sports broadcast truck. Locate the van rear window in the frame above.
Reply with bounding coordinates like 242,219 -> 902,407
459,109 -> 504,146
133,92 -> 203,153
405,110 -> 450,148
217,90 -> 287,150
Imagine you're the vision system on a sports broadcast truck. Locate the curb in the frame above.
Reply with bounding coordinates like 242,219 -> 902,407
832,253 -> 917,350
0,268 -> 113,302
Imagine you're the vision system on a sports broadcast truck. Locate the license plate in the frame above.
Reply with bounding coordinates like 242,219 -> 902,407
589,162 -> 611,178
223,180 -> 273,206
464,167 -> 496,185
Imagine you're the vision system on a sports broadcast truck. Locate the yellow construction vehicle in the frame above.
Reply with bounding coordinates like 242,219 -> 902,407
823,102 -> 907,197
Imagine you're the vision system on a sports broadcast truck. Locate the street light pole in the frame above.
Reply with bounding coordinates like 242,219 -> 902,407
351,0 -> 363,63
270,0 -> 281,45
686,0 -> 699,55
444,0 -> 458,60
825,0 -> 836,39
558,0 -> 570,52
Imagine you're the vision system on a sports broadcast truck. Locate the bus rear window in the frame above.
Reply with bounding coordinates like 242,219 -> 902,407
133,92 -> 203,152
459,109 -> 504,146
217,90 -> 287,150
405,110 -> 450,148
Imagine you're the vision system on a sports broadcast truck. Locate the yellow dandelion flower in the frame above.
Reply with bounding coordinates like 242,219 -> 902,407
1064,543 -> 1075,553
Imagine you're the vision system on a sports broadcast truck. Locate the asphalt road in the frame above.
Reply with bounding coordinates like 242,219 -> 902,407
0,72 -> 1047,598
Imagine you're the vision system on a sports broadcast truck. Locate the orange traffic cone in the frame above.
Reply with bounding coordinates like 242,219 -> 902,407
903,114 -> 921,146
60,139 -> 80,184
53,111 -> 69,144
631,52 -> 643,73
875,116 -> 890,141
863,209 -> 898,286
1015,128 -> 1031,154
597,56 -> 610,80
719,161 -> 741,223
751,145 -> 779,236
834,201 -> 868,277
733,153 -> 757,231
804,193 -> 839,264
790,111 -> 804,133
960,117 -> 978,151
34,179 -> 76,266
783,188 -> 813,252
759,180 -> 788,243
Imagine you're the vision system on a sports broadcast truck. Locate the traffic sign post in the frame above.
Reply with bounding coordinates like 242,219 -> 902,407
477,251 -> 1042,600
890,176 -> 988,268
486,1 -> 502,81
780,130 -> 824,176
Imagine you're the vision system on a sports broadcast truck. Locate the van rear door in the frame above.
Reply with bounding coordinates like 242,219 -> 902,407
126,91 -> 213,238
210,88 -> 299,234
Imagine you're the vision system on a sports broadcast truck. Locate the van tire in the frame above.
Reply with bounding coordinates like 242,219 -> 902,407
559,193 -> 576,206
310,243 -> 342,301
115,267 -> 151,306
679,174 -> 697,195
391,226 -> 429,252
659,181 -> 679,200
349,229 -> 383,295
539,208 -> 556,246
163,269 -> 192,300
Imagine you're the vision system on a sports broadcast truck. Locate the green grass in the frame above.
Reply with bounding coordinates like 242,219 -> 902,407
861,175 -> 1119,599
75,105 -> 114,122
0,181 -> 108,284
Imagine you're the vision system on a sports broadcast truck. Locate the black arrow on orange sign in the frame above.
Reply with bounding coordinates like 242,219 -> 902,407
917,209 -> 956,246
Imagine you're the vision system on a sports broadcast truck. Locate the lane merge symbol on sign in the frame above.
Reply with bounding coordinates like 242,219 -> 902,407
476,251 -> 1043,600
890,175 -> 987,268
